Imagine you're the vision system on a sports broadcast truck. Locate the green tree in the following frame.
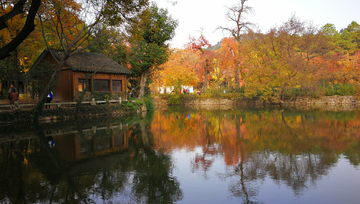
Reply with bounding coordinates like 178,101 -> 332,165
127,4 -> 178,99
322,22 -> 360,54
321,23 -> 342,53
343,21 -> 360,50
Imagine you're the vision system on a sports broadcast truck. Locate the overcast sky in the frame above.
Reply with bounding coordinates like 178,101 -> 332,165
156,0 -> 360,48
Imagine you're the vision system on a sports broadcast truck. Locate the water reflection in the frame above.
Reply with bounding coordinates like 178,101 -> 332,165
0,116 -> 182,203
150,108 -> 360,203
0,108 -> 360,203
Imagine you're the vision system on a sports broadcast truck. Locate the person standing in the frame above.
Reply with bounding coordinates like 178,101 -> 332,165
46,91 -> 53,109
8,84 -> 15,104
9,89 -> 19,104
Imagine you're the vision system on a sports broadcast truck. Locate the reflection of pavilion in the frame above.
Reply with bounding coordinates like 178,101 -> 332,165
46,124 -> 129,162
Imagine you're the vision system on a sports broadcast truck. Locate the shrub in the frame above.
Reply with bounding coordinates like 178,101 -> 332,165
167,94 -> 184,106
122,101 -> 137,111
92,92 -> 111,101
143,96 -> 154,111
324,84 -> 358,96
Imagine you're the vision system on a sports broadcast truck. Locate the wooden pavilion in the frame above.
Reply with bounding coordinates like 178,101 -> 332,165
31,49 -> 131,102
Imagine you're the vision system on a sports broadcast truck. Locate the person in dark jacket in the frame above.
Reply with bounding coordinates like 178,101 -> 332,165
10,89 -> 19,104
46,91 -> 53,109
8,84 -> 15,104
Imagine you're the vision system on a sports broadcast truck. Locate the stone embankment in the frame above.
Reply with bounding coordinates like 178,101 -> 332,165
184,98 -> 235,110
153,96 -> 236,110
282,96 -> 359,111
153,95 -> 360,111
282,95 -> 357,105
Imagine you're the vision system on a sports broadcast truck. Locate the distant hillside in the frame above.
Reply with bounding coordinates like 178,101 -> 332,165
207,39 -> 223,51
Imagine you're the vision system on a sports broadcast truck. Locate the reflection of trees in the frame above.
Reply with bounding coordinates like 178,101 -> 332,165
191,115 -> 223,179
220,113 -> 260,204
0,141 -> 26,203
0,129 -> 88,203
218,150 -> 337,204
150,109 -> 360,202
3,109 -> 357,202
219,110 -> 348,203
129,120 -> 183,203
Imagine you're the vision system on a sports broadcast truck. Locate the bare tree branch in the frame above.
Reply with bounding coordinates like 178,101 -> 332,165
216,0 -> 255,41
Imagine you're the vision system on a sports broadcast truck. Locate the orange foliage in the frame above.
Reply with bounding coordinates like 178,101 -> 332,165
156,48 -> 200,88
317,51 -> 360,84
40,0 -> 84,49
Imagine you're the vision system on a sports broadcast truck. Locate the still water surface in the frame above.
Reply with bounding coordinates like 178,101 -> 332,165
0,107 -> 359,203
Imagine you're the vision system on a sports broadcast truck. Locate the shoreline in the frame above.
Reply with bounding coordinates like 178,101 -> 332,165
154,95 -> 360,111
0,102 -> 145,124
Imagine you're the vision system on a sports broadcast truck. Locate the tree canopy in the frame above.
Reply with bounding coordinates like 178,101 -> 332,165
124,4 -> 178,99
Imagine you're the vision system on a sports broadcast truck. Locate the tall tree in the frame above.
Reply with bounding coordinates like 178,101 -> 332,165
321,23 -> 341,53
214,37 -> 241,89
127,4 -> 178,99
217,0 -> 254,89
344,21 -> 360,47
189,32 -> 212,91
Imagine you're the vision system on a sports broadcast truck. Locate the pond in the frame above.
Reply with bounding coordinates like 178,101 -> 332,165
0,107 -> 359,203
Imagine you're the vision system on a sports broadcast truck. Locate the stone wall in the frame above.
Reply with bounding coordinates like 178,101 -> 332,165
184,98 -> 235,105
284,96 -> 359,105
153,96 -> 236,109
153,95 -> 359,110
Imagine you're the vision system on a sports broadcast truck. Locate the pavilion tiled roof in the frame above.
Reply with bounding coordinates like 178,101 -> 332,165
33,49 -> 131,75
65,52 -> 131,74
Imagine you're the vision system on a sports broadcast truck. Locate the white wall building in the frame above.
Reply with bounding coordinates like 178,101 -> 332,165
157,85 -> 194,94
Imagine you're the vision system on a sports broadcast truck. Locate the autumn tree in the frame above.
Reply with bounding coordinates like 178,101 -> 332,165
155,48 -> 200,91
189,32 -> 212,91
241,16 -> 331,101
212,37 -> 241,89
32,0 -> 149,118
0,1 -> 46,97
319,22 -> 360,94
217,0 -> 254,89
0,0 -> 41,59
317,51 -> 360,95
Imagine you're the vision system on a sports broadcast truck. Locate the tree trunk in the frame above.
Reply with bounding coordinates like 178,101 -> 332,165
235,114 -> 249,202
13,48 -> 19,91
204,71 -> 208,91
205,116 -> 210,145
236,114 -> 242,140
138,70 -> 149,99
33,56 -> 68,121
204,59 -> 209,91
234,69 -> 240,89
